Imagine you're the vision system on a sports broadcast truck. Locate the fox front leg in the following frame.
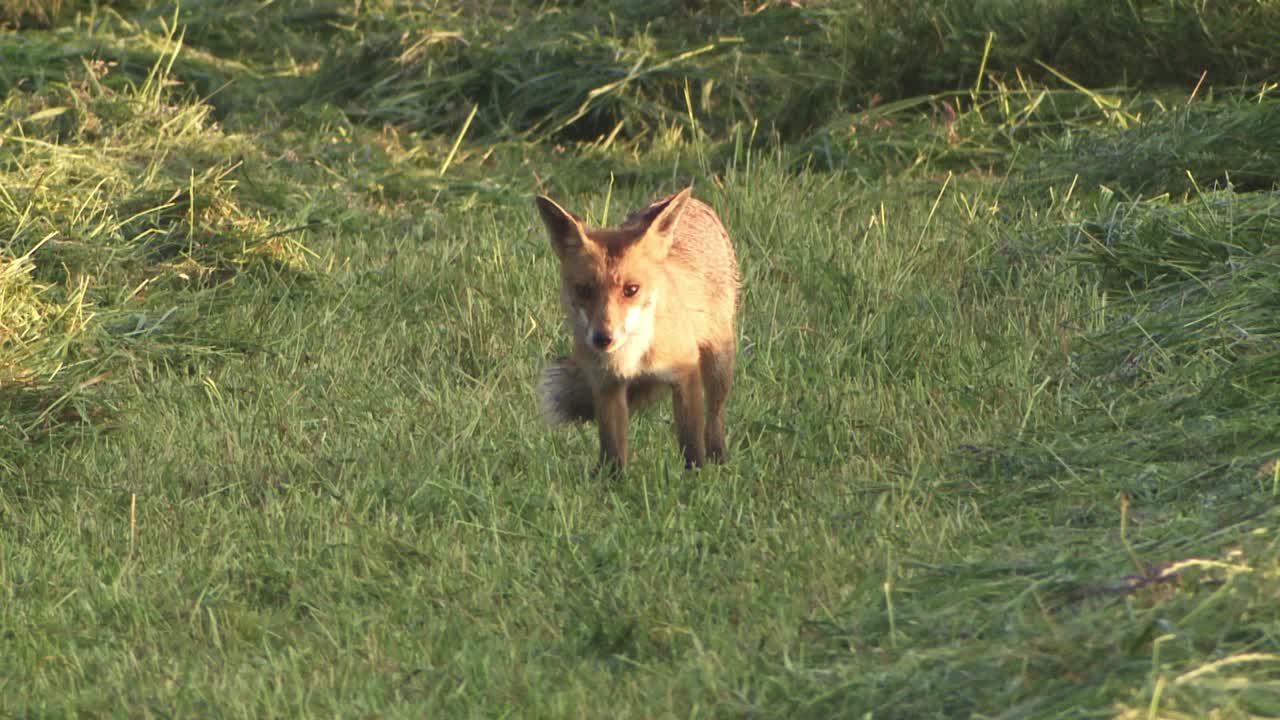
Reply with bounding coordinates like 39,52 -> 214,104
593,380 -> 629,475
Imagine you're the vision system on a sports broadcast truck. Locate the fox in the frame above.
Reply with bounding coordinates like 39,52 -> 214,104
534,186 -> 739,473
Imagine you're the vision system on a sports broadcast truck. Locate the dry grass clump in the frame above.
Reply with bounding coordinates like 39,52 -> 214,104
0,37 -> 308,458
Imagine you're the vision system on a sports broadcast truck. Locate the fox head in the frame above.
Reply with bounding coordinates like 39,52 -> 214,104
535,187 -> 692,369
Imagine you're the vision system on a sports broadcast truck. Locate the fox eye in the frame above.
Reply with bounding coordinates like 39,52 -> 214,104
575,283 -> 594,300
622,284 -> 640,298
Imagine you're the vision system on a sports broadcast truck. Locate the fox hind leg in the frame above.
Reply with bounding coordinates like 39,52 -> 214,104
626,377 -> 669,414
672,369 -> 707,469
700,345 -> 734,463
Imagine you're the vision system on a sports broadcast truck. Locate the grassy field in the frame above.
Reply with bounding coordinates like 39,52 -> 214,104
2,1 -> 1278,717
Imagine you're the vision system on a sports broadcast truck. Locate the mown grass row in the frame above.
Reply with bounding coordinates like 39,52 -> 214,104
12,1 -> 1275,145
298,0 -> 1280,144
0,34 -> 313,471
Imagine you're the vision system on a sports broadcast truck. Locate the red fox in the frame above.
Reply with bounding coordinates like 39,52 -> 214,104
535,186 -> 739,472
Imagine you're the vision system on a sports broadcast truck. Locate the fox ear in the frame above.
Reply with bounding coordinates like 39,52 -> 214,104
636,186 -> 693,258
535,195 -> 587,258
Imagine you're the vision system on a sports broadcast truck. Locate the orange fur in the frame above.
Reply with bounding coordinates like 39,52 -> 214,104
535,187 -> 739,472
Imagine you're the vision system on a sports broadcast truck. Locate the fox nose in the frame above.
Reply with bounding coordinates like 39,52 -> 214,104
590,330 -> 613,350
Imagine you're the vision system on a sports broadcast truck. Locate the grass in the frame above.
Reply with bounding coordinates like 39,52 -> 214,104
2,1 -> 1278,717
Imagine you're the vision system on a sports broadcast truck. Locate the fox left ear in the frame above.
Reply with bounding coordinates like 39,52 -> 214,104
535,195 -> 588,258
637,186 -> 693,258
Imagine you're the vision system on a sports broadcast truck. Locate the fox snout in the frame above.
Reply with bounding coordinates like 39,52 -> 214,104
579,299 -> 654,360
574,306 -> 624,353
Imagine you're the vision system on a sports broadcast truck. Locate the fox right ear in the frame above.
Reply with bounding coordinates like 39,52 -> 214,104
535,195 -> 587,257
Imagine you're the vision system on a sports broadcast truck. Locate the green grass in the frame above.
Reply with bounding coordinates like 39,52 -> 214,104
3,1 -> 1279,717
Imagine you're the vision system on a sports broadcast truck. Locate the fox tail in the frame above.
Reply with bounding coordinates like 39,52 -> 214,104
539,357 -> 668,425
539,358 -> 594,425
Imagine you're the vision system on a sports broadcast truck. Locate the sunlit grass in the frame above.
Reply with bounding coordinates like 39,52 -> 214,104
2,2 -> 1277,717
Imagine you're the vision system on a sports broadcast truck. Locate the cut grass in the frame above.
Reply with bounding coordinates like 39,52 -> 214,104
2,1 -> 1279,718
300,0 -> 1280,144
0,29 -> 311,460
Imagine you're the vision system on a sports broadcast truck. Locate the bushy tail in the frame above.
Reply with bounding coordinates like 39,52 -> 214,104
539,357 -> 669,426
540,358 -> 595,425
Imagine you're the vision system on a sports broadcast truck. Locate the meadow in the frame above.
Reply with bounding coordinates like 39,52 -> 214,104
2,1 -> 1278,717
